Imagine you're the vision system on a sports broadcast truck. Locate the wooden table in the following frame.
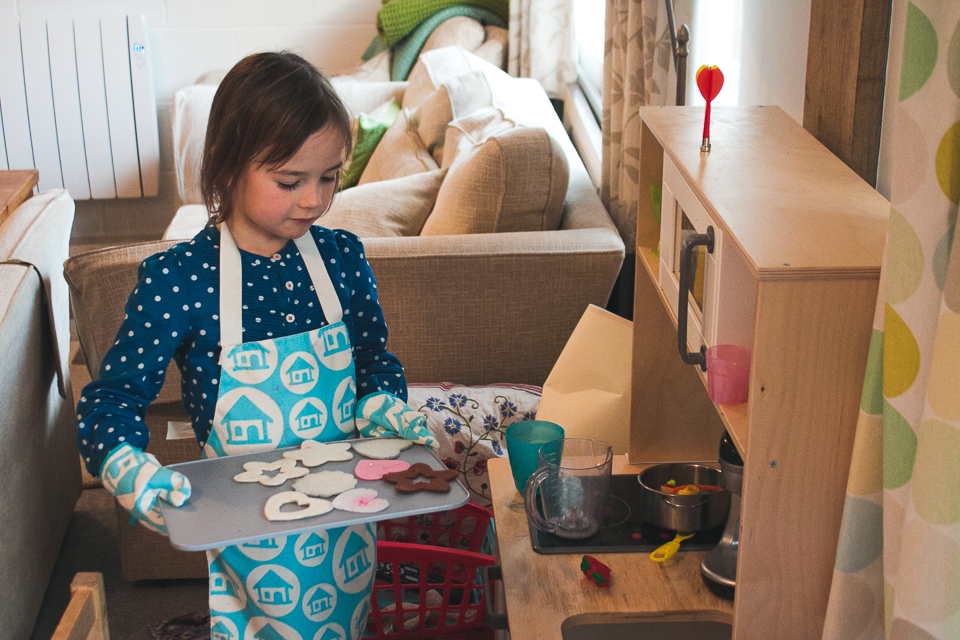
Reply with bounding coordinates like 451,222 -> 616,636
488,456 -> 733,640
0,170 -> 39,225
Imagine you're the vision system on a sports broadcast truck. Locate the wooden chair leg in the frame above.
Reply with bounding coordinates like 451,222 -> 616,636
51,572 -> 109,640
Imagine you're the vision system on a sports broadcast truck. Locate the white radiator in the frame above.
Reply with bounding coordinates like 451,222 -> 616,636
0,14 -> 159,199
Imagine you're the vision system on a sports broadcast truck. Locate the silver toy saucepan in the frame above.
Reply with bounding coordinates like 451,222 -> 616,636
638,463 -> 730,532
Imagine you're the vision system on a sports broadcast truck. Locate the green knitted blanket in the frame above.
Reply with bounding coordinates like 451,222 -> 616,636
377,0 -> 510,45
390,5 -> 506,80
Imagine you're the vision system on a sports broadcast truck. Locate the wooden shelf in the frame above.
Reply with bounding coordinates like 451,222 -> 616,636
0,170 -> 38,226
631,106 -> 887,639
636,245 -> 749,457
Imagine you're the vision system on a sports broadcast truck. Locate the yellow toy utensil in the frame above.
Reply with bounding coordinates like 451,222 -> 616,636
650,532 -> 695,562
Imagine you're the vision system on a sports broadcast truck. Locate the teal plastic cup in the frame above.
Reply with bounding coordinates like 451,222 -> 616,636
505,420 -> 565,492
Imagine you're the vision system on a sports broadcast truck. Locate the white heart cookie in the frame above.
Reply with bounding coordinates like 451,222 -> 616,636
351,438 -> 414,460
293,470 -> 358,498
283,440 -> 354,467
332,488 -> 390,513
233,458 -> 309,486
264,491 -> 334,521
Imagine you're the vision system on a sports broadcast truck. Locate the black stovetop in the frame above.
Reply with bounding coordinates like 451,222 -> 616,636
529,474 -> 724,555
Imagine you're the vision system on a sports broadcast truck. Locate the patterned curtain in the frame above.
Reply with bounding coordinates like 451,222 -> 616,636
507,0 -> 577,97
601,0 -> 668,251
822,2 -> 960,638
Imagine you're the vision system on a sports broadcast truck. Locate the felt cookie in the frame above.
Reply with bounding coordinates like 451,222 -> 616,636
282,440 -> 353,467
234,458 -> 309,486
382,462 -> 458,493
351,438 -> 414,460
264,491 -> 334,521
354,459 -> 411,481
293,470 -> 358,498
332,488 -> 390,513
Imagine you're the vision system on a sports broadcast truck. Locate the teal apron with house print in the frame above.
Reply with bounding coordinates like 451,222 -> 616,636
202,225 -> 375,640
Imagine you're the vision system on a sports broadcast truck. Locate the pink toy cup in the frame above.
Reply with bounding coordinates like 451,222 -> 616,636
706,345 -> 751,405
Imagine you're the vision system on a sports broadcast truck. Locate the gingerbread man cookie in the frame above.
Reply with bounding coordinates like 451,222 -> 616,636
381,462 -> 459,493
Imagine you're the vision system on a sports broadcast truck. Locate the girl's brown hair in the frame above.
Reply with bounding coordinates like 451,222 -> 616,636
200,51 -> 352,223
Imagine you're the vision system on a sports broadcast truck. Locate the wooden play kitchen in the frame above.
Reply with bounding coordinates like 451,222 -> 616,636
488,105 -> 889,639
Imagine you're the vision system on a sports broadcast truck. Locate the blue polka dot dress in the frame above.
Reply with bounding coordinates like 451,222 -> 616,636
76,225 -> 407,476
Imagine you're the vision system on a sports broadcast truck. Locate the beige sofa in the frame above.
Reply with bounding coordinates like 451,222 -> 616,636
166,46 -> 625,387
0,189 -> 82,637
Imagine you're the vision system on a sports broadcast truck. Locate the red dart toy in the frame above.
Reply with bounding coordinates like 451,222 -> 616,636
696,65 -> 724,152
580,555 -> 611,587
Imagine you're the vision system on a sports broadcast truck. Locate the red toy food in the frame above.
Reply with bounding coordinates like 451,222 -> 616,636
580,555 -> 611,587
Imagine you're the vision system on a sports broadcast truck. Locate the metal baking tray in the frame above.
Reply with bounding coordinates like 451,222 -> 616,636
160,438 -> 468,551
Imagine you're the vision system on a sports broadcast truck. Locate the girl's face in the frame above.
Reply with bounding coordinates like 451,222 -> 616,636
228,124 -> 344,256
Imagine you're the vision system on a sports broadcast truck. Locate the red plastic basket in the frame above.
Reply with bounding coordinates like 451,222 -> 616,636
367,503 -> 496,640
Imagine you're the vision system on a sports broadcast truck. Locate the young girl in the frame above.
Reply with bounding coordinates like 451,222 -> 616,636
77,51 -> 434,640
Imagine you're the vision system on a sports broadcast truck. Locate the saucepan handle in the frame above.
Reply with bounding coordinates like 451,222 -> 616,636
661,494 -> 708,508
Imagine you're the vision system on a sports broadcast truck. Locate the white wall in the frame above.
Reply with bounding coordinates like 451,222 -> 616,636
736,0 -> 811,124
680,0 -> 810,123
2,0 -> 382,245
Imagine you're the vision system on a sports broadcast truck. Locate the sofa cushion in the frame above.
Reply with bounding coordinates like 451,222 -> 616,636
173,84 -> 218,205
323,169 -> 446,237
164,205 -> 209,240
471,26 -> 509,69
439,106 -> 515,172
403,46 -> 506,110
341,98 -> 401,189
407,382 -> 541,507
410,70 -> 493,165
331,79 -> 407,118
0,189 -> 76,397
421,112 -> 569,235
335,49 -> 392,83
359,109 -> 439,185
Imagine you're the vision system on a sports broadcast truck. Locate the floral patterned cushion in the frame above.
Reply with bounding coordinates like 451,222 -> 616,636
407,382 -> 542,507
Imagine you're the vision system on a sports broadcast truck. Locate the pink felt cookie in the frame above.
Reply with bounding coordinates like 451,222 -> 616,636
332,488 -> 390,513
354,459 -> 411,481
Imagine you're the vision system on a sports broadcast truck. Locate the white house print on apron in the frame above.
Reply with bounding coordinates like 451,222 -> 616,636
203,225 -> 374,640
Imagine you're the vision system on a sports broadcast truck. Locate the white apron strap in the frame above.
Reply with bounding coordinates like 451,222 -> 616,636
294,232 -> 343,324
219,226 -> 344,352
219,223 -> 244,349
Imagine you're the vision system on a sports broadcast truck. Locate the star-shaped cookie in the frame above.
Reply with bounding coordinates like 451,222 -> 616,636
282,440 -> 353,467
381,462 -> 459,493
233,458 -> 309,486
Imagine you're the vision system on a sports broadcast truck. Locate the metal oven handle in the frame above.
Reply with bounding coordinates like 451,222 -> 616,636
678,225 -> 714,370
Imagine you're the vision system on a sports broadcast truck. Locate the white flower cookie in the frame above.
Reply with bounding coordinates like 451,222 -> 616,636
233,458 -> 309,486
282,440 -> 353,467
351,438 -> 414,460
293,470 -> 358,498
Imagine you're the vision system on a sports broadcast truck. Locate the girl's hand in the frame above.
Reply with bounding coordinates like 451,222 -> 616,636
100,443 -> 192,535
356,391 -> 437,450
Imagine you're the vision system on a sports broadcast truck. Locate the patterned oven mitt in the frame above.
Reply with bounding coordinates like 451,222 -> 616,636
356,391 -> 438,450
100,443 -> 192,534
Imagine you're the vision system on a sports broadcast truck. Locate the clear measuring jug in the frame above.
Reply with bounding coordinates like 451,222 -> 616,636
523,438 -> 613,539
